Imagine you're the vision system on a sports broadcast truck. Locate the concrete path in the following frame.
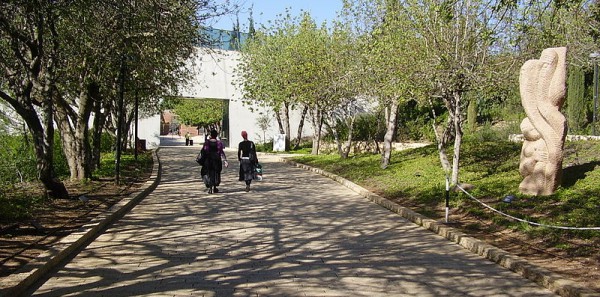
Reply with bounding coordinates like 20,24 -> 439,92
29,140 -> 556,296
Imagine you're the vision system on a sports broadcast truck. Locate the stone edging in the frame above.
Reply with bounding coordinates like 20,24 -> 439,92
0,149 -> 162,297
278,157 -> 596,297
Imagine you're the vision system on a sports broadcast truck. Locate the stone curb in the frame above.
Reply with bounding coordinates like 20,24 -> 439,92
0,149 -> 162,297
278,157 -> 596,297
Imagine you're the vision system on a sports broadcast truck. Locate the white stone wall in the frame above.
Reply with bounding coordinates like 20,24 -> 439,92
135,114 -> 161,149
138,47 -> 313,149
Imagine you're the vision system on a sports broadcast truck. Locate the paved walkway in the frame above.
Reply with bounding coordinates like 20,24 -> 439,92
29,138 -> 556,296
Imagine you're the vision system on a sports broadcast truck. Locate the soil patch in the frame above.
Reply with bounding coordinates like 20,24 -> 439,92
388,195 -> 600,294
0,177 -> 148,281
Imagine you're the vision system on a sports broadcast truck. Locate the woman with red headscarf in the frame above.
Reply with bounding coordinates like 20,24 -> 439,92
238,130 -> 258,192
202,129 -> 228,194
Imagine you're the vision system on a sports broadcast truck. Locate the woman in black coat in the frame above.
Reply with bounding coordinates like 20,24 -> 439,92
201,129 -> 228,194
238,130 -> 257,192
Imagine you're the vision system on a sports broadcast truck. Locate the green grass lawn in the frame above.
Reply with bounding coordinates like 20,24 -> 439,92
290,140 -> 600,253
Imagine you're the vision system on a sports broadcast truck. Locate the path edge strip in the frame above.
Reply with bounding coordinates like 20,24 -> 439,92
278,157 -> 596,297
0,149 -> 162,297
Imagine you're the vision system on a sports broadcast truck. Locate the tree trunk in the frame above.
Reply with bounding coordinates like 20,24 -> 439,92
57,124 -> 90,180
342,116 -> 356,159
275,103 -> 291,150
282,103 -> 291,151
54,81 -> 95,180
0,2 -> 68,198
435,120 -> 452,175
91,95 -> 109,170
381,100 -> 399,169
275,109 -> 285,134
310,106 -> 323,155
451,91 -> 464,186
323,120 -> 343,157
293,105 -> 309,149
124,107 -> 135,151
39,100 -> 69,198
7,101 -> 69,198
430,97 -> 452,177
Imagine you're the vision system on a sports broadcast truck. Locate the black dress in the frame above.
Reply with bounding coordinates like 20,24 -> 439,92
203,140 -> 223,189
238,140 -> 257,184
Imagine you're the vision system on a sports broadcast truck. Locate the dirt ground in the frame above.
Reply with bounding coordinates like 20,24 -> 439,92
391,197 -> 600,294
0,178 -> 147,280
1,171 -> 598,295
449,210 -> 600,294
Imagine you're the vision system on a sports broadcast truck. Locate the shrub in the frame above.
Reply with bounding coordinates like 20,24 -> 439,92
0,134 -> 38,185
99,131 -> 116,153
256,141 -> 273,152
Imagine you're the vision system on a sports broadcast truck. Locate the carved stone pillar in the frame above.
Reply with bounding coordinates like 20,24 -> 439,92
518,47 -> 567,196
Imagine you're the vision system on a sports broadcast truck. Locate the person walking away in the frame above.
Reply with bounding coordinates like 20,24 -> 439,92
196,136 -> 208,187
238,131 -> 258,192
202,129 -> 228,194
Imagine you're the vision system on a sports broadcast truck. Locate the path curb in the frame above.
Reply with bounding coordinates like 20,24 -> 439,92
279,157 -> 596,297
0,150 -> 162,297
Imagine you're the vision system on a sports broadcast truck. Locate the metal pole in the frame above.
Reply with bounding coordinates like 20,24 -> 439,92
594,62 -> 598,136
445,176 -> 450,223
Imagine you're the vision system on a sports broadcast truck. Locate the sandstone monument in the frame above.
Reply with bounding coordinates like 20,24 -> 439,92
518,47 -> 567,196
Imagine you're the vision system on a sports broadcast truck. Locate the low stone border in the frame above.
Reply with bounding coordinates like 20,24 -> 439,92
0,149 -> 162,297
279,157 -> 597,297
509,134 -> 600,142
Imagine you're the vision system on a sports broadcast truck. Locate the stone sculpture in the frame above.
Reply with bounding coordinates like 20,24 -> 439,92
518,47 -> 567,196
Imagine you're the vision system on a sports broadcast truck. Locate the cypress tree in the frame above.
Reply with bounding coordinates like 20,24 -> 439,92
567,66 -> 586,134
467,98 -> 477,133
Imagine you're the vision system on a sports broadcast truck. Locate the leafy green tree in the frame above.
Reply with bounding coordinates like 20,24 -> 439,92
172,98 -> 224,132
63,0 -> 205,180
467,99 -> 477,133
255,113 -> 272,144
1,1 -> 225,186
287,13 -> 331,155
239,10 -> 360,155
1,0 -> 232,195
236,12 -> 300,151
319,21 -> 368,158
511,1 -> 596,67
0,1 -> 69,198
270,11 -> 365,156
343,0 -> 426,167
567,66 -> 587,133
405,0 -> 518,186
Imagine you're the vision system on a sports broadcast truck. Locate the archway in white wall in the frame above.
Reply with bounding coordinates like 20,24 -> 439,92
159,96 -> 231,146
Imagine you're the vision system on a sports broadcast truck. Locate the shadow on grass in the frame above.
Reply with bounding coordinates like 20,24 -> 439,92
562,161 -> 600,188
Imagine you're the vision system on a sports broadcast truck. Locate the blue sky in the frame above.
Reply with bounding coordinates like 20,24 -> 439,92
210,0 -> 344,31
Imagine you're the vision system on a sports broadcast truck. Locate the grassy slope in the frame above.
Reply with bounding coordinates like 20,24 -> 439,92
291,140 -> 600,254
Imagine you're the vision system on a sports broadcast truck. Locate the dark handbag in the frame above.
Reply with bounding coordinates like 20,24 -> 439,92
249,142 -> 258,164
196,151 -> 206,166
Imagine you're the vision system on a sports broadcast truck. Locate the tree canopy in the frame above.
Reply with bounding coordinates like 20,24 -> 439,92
235,0 -> 599,186
171,98 -> 225,131
0,0 -> 230,197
